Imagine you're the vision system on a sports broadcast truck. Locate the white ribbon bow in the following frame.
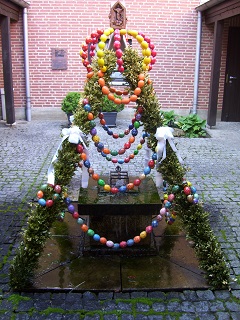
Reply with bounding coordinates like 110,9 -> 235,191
155,126 -> 184,165
48,126 -> 89,188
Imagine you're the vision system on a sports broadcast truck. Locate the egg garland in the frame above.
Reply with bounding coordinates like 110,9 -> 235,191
83,101 -> 151,165
79,27 -> 157,74
98,72 -> 146,105
158,180 -> 200,225
35,174 -> 200,250
76,139 -> 157,193
51,177 -> 200,249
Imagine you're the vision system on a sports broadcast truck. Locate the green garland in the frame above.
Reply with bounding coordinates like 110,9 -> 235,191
9,46 -> 229,290
159,144 -> 229,288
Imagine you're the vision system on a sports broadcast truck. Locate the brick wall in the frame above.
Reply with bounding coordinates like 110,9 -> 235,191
2,0 -> 221,118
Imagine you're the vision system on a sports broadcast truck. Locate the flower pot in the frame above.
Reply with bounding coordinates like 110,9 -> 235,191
103,112 -> 117,127
67,113 -> 73,126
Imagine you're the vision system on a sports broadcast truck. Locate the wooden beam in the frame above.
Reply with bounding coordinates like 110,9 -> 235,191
204,0 -> 240,24
207,20 -> 224,127
0,0 -> 19,21
1,15 -> 15,124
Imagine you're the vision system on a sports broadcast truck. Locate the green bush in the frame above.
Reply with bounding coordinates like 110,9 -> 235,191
101,95 -> 124,112
161,110 -> 207,138
177,113 -> 207,138
161,110 -> 178,127
61,92 -> 82,114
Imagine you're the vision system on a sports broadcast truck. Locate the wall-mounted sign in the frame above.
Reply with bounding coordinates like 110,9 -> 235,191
51,48 -> 67,70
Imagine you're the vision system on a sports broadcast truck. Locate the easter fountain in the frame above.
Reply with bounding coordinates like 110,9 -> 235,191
10,1 -> 230,293
30,2 -> 209,291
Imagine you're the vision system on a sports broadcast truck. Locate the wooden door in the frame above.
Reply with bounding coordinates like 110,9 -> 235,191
222,27 -> 240,121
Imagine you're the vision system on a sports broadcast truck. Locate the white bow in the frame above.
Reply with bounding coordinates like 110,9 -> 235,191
155,126 -> 183,165
47,126 -> 89,188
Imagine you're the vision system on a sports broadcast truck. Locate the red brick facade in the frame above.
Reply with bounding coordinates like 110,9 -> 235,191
1,1 -> 240,120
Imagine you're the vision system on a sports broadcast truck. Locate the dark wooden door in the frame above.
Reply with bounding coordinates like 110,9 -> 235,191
222,27 -> 240,122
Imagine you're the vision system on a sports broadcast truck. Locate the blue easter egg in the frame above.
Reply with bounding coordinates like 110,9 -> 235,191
64,197 -> 71,205
101,151 -> 107,157
152,220 -> 159,228
127,239 -> 134,246
152,153 -> 157,160
108,130 -> 113,135
119,185 -> 127,193
77,218 -> 84,225
129,124 -> 134,130
191,186 -> 197,194
38,198 -> 46,206
118,159 -> 124,164
113,243 -> 120,250
144,166 -> 151,175
131,128 -> 138,136
84,104 -> 91,112
93,234 -> 100,241
164,201 -> 172,208
97,142 -> 104,150
84,160 -> 90,168
194,193 -> 199,199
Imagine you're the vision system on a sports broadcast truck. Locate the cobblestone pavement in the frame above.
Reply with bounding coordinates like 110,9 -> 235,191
0,115 -> 240,319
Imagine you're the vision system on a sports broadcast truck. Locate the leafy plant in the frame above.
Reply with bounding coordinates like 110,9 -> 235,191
161,110 -> 178,127
101,94 -> 124,112
61,92 -> 82,114
176,113 -> 206,138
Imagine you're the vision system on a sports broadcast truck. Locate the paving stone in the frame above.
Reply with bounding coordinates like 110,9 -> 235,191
147,291 -> 166,300
214,312 -> 231,320
114,293 -> 131,299
33,299 -> 51,311
102,300 -> 117,311
179,314 -> 196,320
16,299 -> 34,312
65,292 -> 82,302
152,302 -> 165,312
232,290 -> 240,299
117,302 -> 132,311
209,300 -> 225,312
194,301 -> 210,313
134,315 -> 148,320
83,301 -> 101,311
14,313 -> 31,320
64,300 -> 83,310
121,315 -> 135,320
84,315 -> 101,320
130,291 -> 148,298
181,301 -> 195,313
83,291 -> 98,301
231,312 -> 240,320
136,303 -> 150,312
196,290 -> 215,300
63,314 -> 80,320
103,315 -> 118,320
225,301 -> 240,312
98,292 -> 114,300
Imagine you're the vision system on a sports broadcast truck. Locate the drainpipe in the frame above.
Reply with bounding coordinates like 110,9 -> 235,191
23,8 -> 31,121
192,11 -> 202,114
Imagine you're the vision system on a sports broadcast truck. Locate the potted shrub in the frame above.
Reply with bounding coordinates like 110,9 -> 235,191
101,95 -> 124,127
61,92 -> 82,125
